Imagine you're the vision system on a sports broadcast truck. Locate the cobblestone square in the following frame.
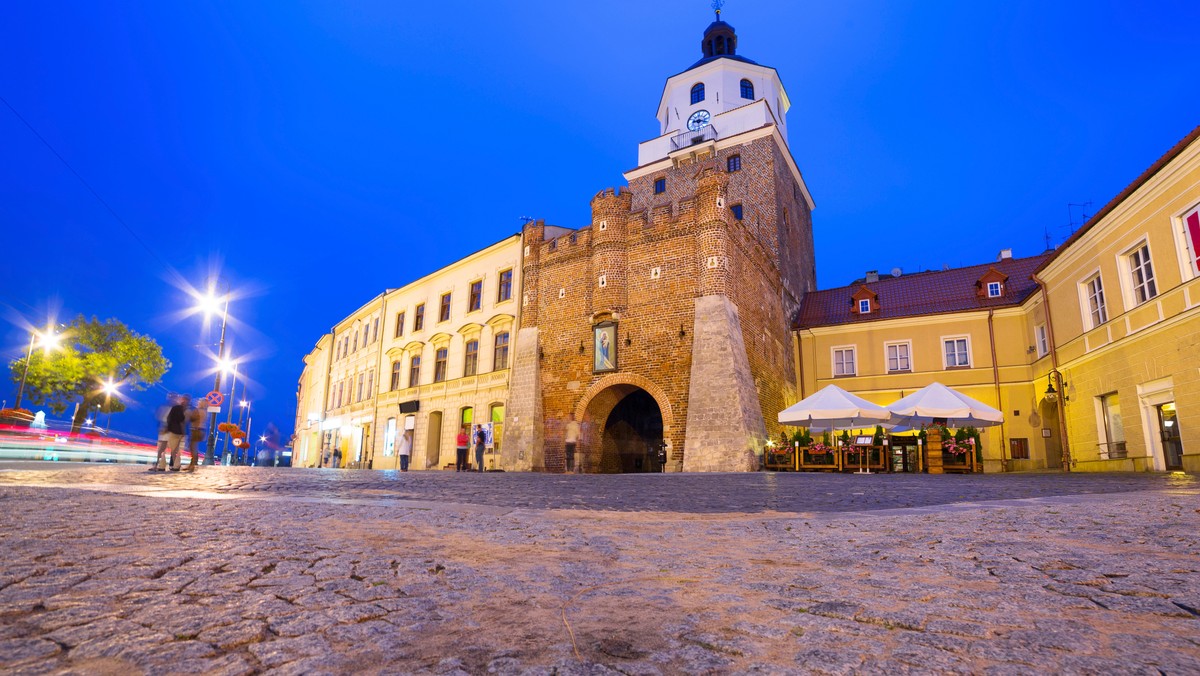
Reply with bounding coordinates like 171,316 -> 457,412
1,465 -> 1197,674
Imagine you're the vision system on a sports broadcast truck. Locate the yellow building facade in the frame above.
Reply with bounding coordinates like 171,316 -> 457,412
795,254 -> 1058,473
293,335 -> 331,468
794,124 -> 1200,474
1034,125 -> 1200,472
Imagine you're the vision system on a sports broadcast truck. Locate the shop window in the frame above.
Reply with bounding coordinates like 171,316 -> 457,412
1009,438 -> 1029,460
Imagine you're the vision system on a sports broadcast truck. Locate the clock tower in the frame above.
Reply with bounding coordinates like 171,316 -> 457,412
504,12 -> 817,473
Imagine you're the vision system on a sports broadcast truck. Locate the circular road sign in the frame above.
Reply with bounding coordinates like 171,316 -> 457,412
206,391 -> 224,407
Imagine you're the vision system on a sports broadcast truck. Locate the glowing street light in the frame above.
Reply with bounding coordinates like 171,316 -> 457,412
193,283 -> 230,466
16,326 -> 61,411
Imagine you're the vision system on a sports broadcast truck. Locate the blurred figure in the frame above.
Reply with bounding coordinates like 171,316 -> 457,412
166,394 -> 190,471
473,424 -> 486,472
151,392 -> 177,471
455,426 -> 469,471
183,398 -> 208,472
398,429 -> 413,471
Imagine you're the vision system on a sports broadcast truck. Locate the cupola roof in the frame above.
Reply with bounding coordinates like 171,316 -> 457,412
691,14 -> 758,69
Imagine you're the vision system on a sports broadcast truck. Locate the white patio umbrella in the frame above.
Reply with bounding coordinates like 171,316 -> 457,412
778,384 -> 892,428
778,385 -> 892,474
885,382 -> 1004,429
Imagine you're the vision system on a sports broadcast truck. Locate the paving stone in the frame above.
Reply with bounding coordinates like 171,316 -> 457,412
0,465 -> 1198,674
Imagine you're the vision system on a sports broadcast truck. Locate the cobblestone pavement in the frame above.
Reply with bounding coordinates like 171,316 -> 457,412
1,464 -> 1198,674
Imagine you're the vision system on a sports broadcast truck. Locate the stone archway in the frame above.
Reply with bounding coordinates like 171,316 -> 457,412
574,374 -> 675,473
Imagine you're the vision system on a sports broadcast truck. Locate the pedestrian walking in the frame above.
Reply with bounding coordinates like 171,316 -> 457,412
165,394 -> 190,471
474,424 -> 486,473
332,446 -> 342,469
183,399 -> 208,472
152,393 -> 177,471
398,429 -> 413,472
455,426 -> 469,472
564,413 -> 579,473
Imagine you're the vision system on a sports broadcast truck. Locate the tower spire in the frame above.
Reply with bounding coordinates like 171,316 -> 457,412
712,0 -> 725,20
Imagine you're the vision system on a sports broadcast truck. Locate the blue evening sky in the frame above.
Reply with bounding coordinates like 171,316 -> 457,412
3,1 -> 1197,441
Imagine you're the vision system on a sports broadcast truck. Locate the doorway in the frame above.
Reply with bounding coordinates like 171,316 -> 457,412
596,389 -> 663,473
1157,402 -> 1184,470
426,411 -> 443,469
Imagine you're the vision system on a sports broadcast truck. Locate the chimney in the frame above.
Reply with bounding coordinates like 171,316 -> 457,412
865,270 -> 879,283
997,248 -> 1013,261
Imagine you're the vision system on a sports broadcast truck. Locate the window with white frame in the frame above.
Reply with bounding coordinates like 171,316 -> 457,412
1098,392 -> 1126,457
1183,205 -> 1200,277
1126,243 -> 1157,305
943,337 -> 970,368
986,281 -> 1002,298
858,299 -> 871,314
885,342 -> 911,372
1035,325 -> 1049,358
833,347 -> 856,377
1083,274 -> 1108,328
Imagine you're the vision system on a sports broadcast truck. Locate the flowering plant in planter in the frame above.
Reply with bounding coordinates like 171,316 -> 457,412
808,442 -> 831,455
943,436 -> 975,456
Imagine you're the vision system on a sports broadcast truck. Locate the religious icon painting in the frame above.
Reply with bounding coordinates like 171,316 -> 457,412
593,321 -> 617,373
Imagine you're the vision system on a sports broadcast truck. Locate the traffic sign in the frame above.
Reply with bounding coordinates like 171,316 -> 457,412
206,391 -> 224,407
232,438 -> 243,447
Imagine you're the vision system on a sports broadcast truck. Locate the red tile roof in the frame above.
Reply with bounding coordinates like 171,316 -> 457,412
795,253 -> 1053,329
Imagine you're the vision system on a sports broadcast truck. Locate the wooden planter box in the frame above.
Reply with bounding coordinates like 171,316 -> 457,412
798,447 -> 840,471
764,450 -> 795,471
941,451 -> 977,473
840,446 -> 887,472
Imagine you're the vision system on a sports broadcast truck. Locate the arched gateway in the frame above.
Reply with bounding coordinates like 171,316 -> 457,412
575,374 -> 674,473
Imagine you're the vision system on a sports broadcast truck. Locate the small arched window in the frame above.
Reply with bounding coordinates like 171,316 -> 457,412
690,83 -> 705,105
740,79 -> 754,100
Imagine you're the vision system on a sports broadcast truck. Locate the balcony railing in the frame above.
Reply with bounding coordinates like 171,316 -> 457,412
1099,441 -> 1127,459
670,124 -> 718,151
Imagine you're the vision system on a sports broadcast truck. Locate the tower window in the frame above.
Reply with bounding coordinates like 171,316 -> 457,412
740,79 -> 754,100
690,83 -> 705,105
715,36 -> 726,55
730,204 -> 743,220
727,155 -> 741,172
654,177 -> 666,194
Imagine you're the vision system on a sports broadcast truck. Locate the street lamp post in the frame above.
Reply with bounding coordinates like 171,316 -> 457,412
221,362 -> 239,464
16,328 -> 59,411
238,398 -> 250,464
204,290 -> 229,466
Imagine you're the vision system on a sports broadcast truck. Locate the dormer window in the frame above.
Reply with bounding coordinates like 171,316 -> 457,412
851,285 -> 879,315
975,267 -> 1010,299
690,83 -> 705,105
740,79 -> 754,100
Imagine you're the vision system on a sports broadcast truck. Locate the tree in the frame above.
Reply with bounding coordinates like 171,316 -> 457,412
8,315 -> 170,432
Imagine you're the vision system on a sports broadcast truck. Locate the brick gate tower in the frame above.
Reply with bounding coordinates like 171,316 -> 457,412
504,12 -> 816,472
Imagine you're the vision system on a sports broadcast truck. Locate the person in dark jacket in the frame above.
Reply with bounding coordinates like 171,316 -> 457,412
165,394 -> 190,471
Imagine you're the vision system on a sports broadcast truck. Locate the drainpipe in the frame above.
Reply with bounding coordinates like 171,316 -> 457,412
987,309 -> 1008,472
1032,272 -> 1071,471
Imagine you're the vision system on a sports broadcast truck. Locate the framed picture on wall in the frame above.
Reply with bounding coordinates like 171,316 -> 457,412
594,321 -> 617,373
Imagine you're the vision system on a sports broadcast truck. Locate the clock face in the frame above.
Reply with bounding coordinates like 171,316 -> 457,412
687,110 -> 711,131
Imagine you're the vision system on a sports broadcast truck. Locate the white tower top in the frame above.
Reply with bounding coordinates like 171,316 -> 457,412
634,16 -> 793,168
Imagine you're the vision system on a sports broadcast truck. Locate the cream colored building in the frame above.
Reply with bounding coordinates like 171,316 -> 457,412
371,235 -> 522,470
293,335 -> 331,468
317,293 -> 387,468
1034,124 -> 1200,472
